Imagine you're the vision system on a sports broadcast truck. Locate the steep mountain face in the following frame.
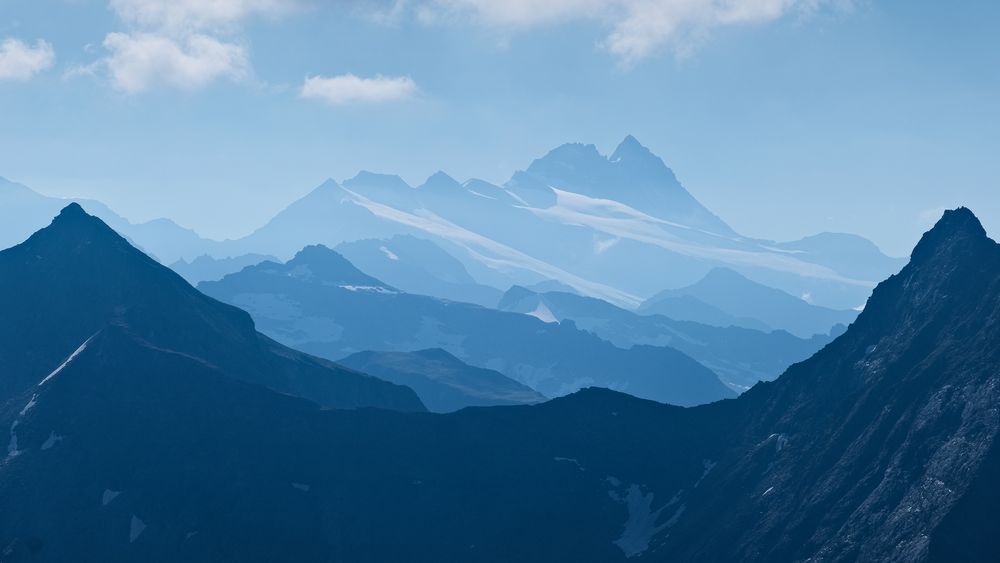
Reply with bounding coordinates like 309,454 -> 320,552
335,235 -> 503,307
640,267 -> 858,337
499,286 -> 840,391
200,245 -> 735,406
654,208 -> 1000,561
1,208 -> 995,562
0,205 -> 425,414
520,136 -> 735,236
339,349 -> 546,412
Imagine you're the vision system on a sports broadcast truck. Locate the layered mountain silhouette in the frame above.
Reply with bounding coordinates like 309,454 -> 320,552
1,207 -> 997,562
200,245 -> 734,406
335,235 -> 503,307
0,176 -> 213,263
339,348 -> 545,412
0,204 -> 424,414
1,139 -> 905,311
169,253 -> 277,285
640,267 -> 858,337
499,285 -> 841,390
184,137 -> 902,310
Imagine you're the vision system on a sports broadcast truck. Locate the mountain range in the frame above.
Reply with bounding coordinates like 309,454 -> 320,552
0,204 -> 424,415
199,244 -> 735,406
0,137 -> 906,312
638,267 -> 858,338
339,348 -> 545,412
1,205 -> 997,561
498,285 -> 843,391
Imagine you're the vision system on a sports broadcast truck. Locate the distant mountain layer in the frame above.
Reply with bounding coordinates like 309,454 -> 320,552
0,204 -> 425,413
1,138 -> 905,310
0,176 -> 214,264
499,285 -> 841,391
339,348 -> 545,412
215,138 -> 904,309
336,235 -> 503,308
2,208 -> 998,562
639,267 -> 858,337
200,245 -> 735,406
169,253 -> 276,285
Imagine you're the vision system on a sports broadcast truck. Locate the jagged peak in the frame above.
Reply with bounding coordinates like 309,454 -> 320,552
910,207 -> 990,263
344,171 -> 412,191
419,170 -> 461,191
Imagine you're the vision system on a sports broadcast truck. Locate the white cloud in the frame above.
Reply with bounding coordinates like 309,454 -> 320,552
108,0 -> 294,32
417,0 -> 847,63
101,32 -> 249,93
301,74 -> 417,105
73,0 -> 294,92
0,38 -> 55,81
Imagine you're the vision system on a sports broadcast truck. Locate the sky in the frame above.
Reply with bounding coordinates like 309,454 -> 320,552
0,0 -> 997,256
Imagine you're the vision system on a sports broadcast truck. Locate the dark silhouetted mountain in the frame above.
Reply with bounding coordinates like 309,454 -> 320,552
200,245 -> 734,406
640,267 -> 858,337
499,286 -> 839,391
169,253 -> 277,285
0,204 -> 424,413
339,349 -> 546,412
2,208 -> 996,562
335,235 -> 503,308
0,176 -> 216,263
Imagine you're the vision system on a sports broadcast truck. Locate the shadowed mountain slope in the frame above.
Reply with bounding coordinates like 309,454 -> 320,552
0,205 -> 424,414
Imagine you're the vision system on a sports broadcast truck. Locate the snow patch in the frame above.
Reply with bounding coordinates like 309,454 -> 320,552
613,485 -> 670,558
553,457 -> 583,471
694,459 -> 716,488
129,516 -> 146,543
527,301 -> 558,324
338,285 -> 397,294
379,245 -> 400,261
19,395 -> 37,416
39,335 -> 97,386
102,489 -> 121,506
41,431 -> 63,450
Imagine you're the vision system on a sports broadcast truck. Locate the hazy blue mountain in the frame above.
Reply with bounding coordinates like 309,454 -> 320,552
3,208 -> 998,562
169,253 -> 277,285
640,267 -> 859,338
336,235 -> 504,307
0,176 -> 216,263
631,293 -> 770,332
339,348 -> 545,412
202,137 -> 900,310
200,245 -> 734,406
517,135 -> 736,236
499,286 -> 839,391
0,204 -> 425,413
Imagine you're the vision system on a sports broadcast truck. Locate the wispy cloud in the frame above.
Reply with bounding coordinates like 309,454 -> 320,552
301,74 -> 417,105
76,0 -> 296,92
0,38 -> 55,81
100,33 -> 250,93
403,0 -> 849,63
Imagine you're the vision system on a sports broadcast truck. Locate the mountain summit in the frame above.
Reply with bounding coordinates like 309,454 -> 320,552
0,205 -> 424,413
520,136 -> 735,235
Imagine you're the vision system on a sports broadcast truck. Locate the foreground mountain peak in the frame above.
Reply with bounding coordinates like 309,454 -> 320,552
911,207 -> 989,261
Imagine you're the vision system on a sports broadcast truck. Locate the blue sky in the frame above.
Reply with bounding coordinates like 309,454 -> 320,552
0,0 -> 997,255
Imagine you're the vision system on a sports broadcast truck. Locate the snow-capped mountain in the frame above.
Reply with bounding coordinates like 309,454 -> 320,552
212,137 -> 904,309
